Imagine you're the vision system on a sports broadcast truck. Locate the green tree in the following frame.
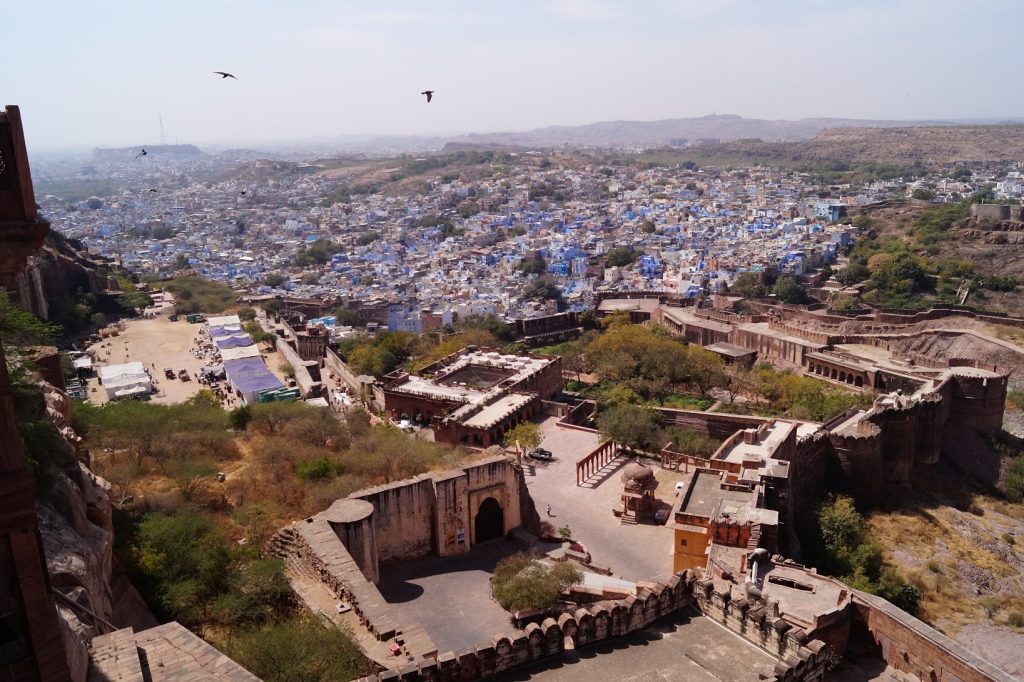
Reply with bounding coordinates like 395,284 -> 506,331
264,273 -> 286,288
503,422 -> 541,452
522,277 -> 564,309
490,553 -> 583,612
606,247 -> 640,267
238,308 -> 258,322
456,313 -> 514,343
347,344 -> 398,378
597,404 -> 663,452
729,272 -> 767,298
773,276 -> 811,304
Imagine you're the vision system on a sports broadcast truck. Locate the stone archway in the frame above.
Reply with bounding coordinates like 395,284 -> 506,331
474,496 -> 504,544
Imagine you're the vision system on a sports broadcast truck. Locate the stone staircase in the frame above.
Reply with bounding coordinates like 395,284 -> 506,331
88,623 -> 258,681
267,523 -> 438,663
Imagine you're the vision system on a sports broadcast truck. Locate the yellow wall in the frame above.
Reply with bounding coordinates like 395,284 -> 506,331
673,526 -> 710,573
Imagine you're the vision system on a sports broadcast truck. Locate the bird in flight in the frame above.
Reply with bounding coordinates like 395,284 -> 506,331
421,90 -> 434,103
240,190 -> 247,195
214,71 -> 238,80
147,188 -> 158,193
136,149 -> 148,159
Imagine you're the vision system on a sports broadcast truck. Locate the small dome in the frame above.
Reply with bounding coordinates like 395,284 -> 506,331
621,461 -> 655,485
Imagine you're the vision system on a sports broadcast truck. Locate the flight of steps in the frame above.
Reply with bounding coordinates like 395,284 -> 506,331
88,624 -> 258,681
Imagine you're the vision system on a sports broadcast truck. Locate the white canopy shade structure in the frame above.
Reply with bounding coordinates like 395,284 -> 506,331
98,362 -> 152,400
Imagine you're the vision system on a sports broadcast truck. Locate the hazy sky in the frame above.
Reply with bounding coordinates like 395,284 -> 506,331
7,0 -> 1023,150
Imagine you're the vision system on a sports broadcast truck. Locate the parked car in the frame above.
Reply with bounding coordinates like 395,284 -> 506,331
178,369 -> 191,382
527,448 -> 553,461
654,508 -> 670,523
164,368 -> 175,380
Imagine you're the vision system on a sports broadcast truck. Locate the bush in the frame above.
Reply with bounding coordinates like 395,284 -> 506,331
1002,457 -> 1024,502
1008,611 -> 1024,628
491,553 -> 583,612
164,277 -> 237,314
926,560 -> 942,573
227,615 -> 373,681
295,457 -> 344,482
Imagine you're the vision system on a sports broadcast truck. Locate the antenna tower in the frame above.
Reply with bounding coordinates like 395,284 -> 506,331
159,112 -> 166,146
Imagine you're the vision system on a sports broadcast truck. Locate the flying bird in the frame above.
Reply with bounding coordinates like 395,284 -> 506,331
421,90 -> 434,103
135,149 -> 147,158
147,188 -> 158,193
240,190 -> 247,195
214,71 -> 238,80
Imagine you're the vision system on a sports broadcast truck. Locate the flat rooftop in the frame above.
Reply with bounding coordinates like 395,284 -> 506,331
597,298 -> 662,312
662,307 -> 735,334
736,321 -> 825,349
679,470 -> 753,519
462,393 -> 533,428
715,420 -> 797,465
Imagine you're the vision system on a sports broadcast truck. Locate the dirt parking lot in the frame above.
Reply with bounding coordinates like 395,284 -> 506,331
84,309 -> 209,405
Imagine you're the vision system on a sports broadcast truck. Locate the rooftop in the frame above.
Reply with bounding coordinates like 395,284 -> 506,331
678,469 -> 753,520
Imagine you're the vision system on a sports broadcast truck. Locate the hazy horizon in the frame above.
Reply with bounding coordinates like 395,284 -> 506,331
8,0 -> 1024,151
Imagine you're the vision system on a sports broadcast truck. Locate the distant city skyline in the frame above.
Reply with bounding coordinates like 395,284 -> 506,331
7,0 -> 1024,150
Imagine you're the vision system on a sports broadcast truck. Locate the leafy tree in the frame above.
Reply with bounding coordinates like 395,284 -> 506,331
229,405 -> 253,430
597,404 -> 663,452
295,457 -> 344,482
729,272 -> 767,298
491,553 -> 583,612
456,313 -> 514,343
606,247 -> 640,267
519,254 -> 546,275
773,276 -> 811,304
300,272 -> 319,285
522,277 -> 564,309
263,273 -> 286,288
172,254 -> 191,270
641,220 -> 656,234
332,307 -> 362,327
911,188 -> 935,201
503,422 -> 541,452
244,321 -> 277,350
238,307 -> 258,322
355,231 -> 381,246
292,239 -> 339,267
347,343 -> 398,378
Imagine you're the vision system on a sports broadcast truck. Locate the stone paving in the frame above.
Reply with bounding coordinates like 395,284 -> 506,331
523,417 -> 679,583
493,608 -> 779,682
377,538 -> 523,655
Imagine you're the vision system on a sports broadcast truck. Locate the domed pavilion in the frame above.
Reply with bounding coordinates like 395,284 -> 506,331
620,461 -> 659,521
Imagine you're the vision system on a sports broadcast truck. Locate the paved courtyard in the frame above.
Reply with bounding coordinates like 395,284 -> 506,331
495,609 -> 779,682
377,538 -> 522,654
524,417 -> 681,583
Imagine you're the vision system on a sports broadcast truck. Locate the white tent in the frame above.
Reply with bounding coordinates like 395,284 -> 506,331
206,314 -> 242,327
98,362 -> 152,400
219,345 -> 262,361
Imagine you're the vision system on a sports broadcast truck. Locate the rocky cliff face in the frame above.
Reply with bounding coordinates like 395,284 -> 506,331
6,233 -> 113,321
34,380 -> 159,681
35,382 -> 116,682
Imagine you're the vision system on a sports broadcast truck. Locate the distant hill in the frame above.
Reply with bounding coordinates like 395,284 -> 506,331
441,114 -> 1023,149
92,144 -> 202,159
634,125 -> 1024,166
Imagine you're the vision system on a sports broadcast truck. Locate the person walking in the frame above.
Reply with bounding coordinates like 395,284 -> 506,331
546,504 -> 552,517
